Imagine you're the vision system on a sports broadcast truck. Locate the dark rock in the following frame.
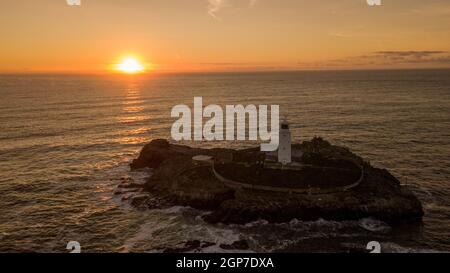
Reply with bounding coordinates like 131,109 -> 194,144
185,240 -> 201,249
201,242 -> 216,248
129,194 -> 150,207
131,138 -> 424,225
144,157 -> 235,210
220,240 -> 250,250
162,240 -> 212,253
118,182 -> 143,189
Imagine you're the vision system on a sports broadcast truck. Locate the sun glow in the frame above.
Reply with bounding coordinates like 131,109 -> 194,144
115,57 -> 145,74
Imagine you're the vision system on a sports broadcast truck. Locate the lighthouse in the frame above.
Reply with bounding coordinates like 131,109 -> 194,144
278,119 -> 292,165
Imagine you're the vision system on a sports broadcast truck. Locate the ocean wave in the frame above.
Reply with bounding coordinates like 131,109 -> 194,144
358,218 -> 391,233
381,242 -> 445,253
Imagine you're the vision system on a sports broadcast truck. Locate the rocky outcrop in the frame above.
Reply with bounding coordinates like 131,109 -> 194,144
220,240 -> 250,250
130,138 -> 424,225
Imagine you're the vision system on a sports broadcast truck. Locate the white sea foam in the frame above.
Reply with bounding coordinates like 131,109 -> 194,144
244,219 -> 269,228
358,217 -> 391,233
121,206 -> 247,253
381,242 -> 444,253
157,206 -> 191,214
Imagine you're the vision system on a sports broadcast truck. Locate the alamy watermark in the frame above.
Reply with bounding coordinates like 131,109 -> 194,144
64,240 -> 381,253
67,1 -> 381,8
171,97 -> 280,151
66,241 -> 81,253
66,0 -> 81,6
367,0 -> 382,6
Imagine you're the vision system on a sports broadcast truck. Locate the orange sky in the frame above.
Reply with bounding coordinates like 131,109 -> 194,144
0,0 -> 449,73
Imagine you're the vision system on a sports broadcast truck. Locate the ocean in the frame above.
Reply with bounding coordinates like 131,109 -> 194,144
0,69 -> 449,252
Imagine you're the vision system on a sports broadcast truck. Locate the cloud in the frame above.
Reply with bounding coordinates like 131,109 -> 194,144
329,32 -> 353,38
208,0 -> 226,19
249,0 -> 258,7
299,51 -> 450,68
375,50 -> 446,57
371,51 -> 450,64
207,0 -> 258,19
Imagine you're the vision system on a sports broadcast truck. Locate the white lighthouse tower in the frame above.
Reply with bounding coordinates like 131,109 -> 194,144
278,119 -> 292,165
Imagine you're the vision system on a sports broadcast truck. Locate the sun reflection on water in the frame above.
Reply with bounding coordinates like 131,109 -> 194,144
117,80 -> 152,145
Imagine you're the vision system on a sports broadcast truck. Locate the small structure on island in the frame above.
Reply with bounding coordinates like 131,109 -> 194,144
278,119 -> 292,165
192,155 -> 213,163
265,119 -> 292,165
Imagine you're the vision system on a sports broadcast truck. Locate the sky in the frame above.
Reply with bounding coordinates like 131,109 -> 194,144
0,0 -> 449,73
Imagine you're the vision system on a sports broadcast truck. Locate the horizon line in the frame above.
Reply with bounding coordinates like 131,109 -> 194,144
1,67 -> 450,77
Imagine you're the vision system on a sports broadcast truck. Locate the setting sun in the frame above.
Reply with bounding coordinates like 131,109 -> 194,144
115,57 -> 145,74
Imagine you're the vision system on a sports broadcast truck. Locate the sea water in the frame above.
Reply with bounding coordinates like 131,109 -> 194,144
0,70 -> 449,252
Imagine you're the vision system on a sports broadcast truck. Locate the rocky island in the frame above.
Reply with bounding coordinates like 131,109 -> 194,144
125,137 -> 424,225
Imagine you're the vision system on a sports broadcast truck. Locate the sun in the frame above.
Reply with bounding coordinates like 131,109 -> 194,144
115,57 -> 145,74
